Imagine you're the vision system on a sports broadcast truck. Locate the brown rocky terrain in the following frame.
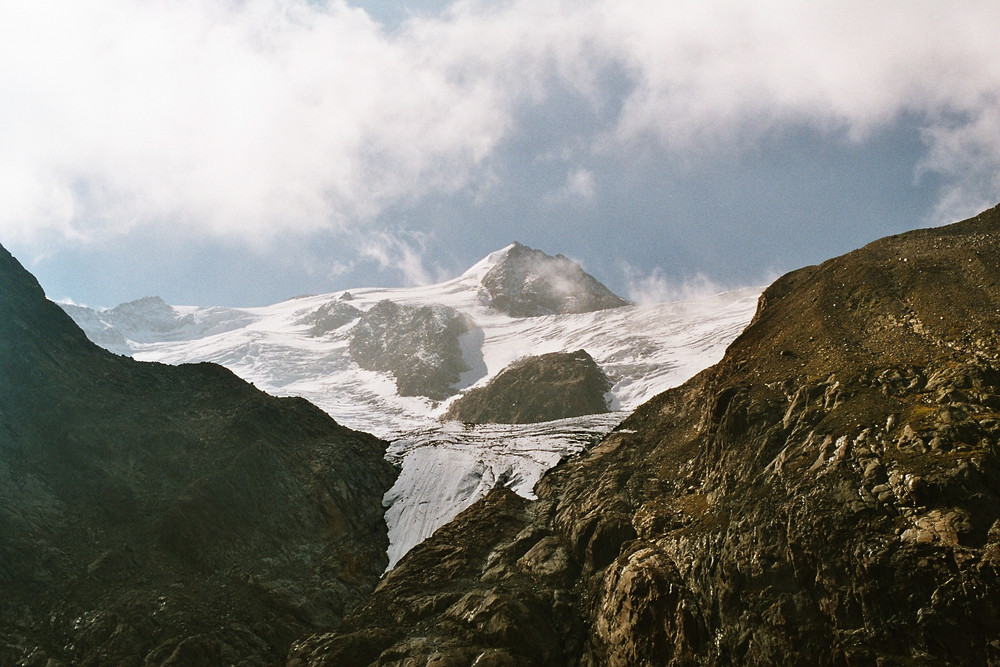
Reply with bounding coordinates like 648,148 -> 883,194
443,350 -> 612,424
290,205 -> 1000,665
0,244 -> 397,665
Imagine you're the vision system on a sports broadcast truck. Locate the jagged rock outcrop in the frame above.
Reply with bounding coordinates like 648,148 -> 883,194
0,244 -> 397,665
298,297 -> 362,336
287,489 -> 582,666
290,205 -> 1000,665
348,300 -> 476,400
443,350 -> 612,424
480,242 -> 629,317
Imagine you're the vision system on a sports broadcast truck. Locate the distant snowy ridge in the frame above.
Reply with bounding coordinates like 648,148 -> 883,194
60,243 -> 762,567
61,295 -> 255,351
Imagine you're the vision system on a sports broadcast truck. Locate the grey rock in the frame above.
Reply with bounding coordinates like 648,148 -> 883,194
349,300 -> 477,400
480,242 -> 629,317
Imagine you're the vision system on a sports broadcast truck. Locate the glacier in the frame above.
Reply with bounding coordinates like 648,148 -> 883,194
63,244 -> 761,568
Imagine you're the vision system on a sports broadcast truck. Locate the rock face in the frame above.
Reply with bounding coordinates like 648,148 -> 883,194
443,350 -> 612,424
298,297 -> 362,336
349,300 -> 476,400
290,205 -> 1000,664
481,242 -> 629,317
0,244 -> 397,665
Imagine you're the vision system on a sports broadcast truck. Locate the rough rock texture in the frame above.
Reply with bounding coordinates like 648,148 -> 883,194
480,242 -> 629,317
443,350 -> 612,424
287,488 -> 583,667
298,297 -> 362,337
0,244 -> 397,665
349,300 -> 476,400
291,205 -> 1000,665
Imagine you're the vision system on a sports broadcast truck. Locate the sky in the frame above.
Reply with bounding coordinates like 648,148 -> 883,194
2,0 -> 999,308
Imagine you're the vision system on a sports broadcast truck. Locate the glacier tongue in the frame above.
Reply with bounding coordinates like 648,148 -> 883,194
61,249 -> 762,567
383,414 -> 620,569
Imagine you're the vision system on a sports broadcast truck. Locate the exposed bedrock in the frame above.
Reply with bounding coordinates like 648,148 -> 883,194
349,299 -> 478,400
480,242 -> 630,317
443,349 -> 612,424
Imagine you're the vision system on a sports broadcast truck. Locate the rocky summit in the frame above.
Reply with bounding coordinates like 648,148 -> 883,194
443,349 -> 612,424
0,244 -> 397,665
290,205 -> 1000,665
480,242 -> 630,317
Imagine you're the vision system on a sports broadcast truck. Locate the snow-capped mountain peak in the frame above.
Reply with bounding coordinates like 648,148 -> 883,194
59,245 -> 761,567
456,242 -> 519,283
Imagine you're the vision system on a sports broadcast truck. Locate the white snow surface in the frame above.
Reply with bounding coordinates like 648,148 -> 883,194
78,247 -> 761,568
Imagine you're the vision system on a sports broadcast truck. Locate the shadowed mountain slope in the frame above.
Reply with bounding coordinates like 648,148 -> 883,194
290,205 -> 1000,665
0,245 -> 397,665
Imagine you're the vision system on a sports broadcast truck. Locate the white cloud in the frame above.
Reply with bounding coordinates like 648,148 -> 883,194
359,231 -> 445,286
1,0 -> 999,251
0,0 -> 509,246
622,264 -> 731,306
917,105 -> 1000,224
545,167 -> 596,206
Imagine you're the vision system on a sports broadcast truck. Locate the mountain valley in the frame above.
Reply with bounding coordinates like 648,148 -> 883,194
289,204 -> 1000,665
63,243 -> 761,567
9,205 -> 1000,664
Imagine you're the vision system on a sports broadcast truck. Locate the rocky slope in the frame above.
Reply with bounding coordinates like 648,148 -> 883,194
0,244 -> 397,665
297,295 -> 362,337
290,205 -> 1000,664
348,300 -> 476,400
480,242 -> 630,317
443,350 -> 612,424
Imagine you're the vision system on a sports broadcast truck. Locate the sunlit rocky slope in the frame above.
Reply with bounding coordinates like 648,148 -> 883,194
290,205 -> 1000,665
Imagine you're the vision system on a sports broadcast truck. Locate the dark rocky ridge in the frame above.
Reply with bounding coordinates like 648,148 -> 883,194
481,242 -> 629,317
348,300 -> 477,400
290,205 -> 1000,664
443,350 -> 612,424
0,244 -> 397,665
